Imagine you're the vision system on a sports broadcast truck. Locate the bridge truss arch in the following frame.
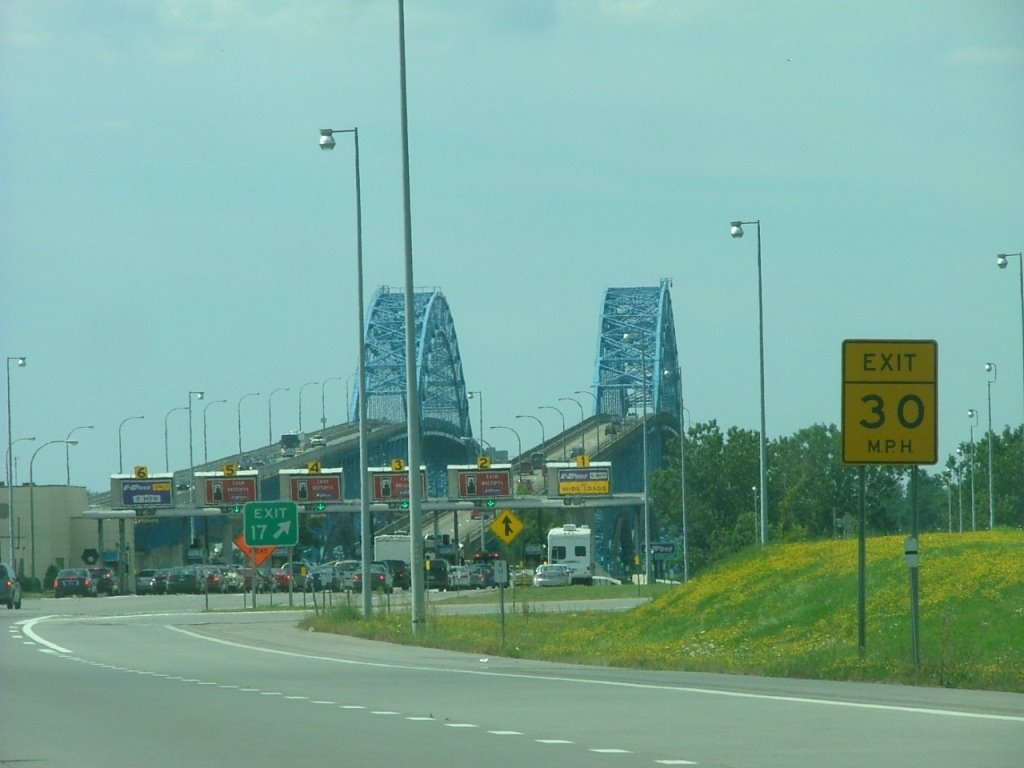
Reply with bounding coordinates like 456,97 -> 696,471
354,286 -> 473,442
593,278 -> 681,422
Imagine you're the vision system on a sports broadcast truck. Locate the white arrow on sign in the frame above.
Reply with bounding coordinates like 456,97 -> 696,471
273,521 -> 293,540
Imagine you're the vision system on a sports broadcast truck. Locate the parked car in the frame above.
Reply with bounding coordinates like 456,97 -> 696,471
151,568 -> 171,595
448,565 -> 472,591
199,565 -> 225,593
221,566 -> 245,593
166,565 -> 204,594
0,563 -> 22,609
334,560 -> 360,591
89,567 -> 118,596
54,568 -> 98,598
352,563 -> 393,593
378,559 -> 410,590
239,567 -> 274,593
305,563 -> 342,592
271,568 -> 293,592
533,563 -> 573,587
135,569 -> 158,595
424,557 -> 449,591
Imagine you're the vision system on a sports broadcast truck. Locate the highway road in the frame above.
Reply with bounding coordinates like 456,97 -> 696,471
3,595 -> 1022,767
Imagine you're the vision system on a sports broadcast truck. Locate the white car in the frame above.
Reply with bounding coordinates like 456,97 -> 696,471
309,434 -> 326,447
532,564 -> 572,587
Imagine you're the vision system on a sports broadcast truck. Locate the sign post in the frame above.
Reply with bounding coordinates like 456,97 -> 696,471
842,339 -> 937,669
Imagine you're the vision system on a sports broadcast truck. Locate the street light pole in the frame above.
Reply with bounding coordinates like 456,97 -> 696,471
731,219 -> 769,546
319,125 -> 371,617
490,425 -> 523,480
236,392 -> 260,455
29,438 -> 76,581
968,408 -> 979,531
559,396 -> 585,455
6,355 -> 26,569
268,387 -> 290,445
118,416 -> 144,474
669,365 -> 689,582
539,405 -> 567,461
64,425 -> 93,485
985,362 -> 997,529
187,391 -> 204,549
574,390 -> 600,453
320,376 -> 344,431
996,252 -> 1023,523
164,406 -> 187,472
298,381 -> 318,433
202,399 -> 227,464
468,391 -> 484,455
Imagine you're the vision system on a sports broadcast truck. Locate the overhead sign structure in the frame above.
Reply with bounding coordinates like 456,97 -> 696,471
243,501 -> 298,548
369,466 -> 427,502
196,469 -> 260,506
842,339 -> 937,465
117,476 -> 174,508
291,474 -> 342,503
446,464 -> 513,501
490,509 -> 524,544
546,462 -> 613,497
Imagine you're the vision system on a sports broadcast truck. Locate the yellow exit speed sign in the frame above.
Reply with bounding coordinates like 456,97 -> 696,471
842,339 -> 937,465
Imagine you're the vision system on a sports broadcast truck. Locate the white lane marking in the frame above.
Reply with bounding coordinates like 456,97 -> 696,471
444,723 -> 478,728
655,761 -> 699,765
340,705 -> 365,709
311,700 -> 335,705
537,739 -> 574,744
371,710 -> 400,715
488,730 -> 523,735
285,696 -> 307,700
20,616 -> 72,653
164,625 -> 1024,724
591,748 -> 632,753
261,692 -> 283,696
406,716 -> 434,721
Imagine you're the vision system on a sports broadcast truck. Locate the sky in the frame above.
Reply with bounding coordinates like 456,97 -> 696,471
2,0 -> 1023,494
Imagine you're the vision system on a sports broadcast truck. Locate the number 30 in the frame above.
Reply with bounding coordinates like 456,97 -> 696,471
859,394 -> 925,429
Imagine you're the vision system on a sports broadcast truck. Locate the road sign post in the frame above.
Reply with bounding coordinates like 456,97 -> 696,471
243,501 -> 298,548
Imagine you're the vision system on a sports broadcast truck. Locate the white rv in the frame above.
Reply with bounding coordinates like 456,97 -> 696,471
546,524 -> 594,585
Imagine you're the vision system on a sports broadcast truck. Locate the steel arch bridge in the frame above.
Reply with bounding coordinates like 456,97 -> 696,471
593,278 -> 681,421
353,286 -> 473,442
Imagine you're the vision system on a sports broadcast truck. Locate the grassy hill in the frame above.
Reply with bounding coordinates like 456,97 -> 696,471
302,530 -> 1024,692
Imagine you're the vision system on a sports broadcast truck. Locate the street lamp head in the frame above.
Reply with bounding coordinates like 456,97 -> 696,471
16,357 -> 26,367
967,408 -> 978,419
997,254 -> 1009,269
985,362 -> 997,377
66,439 -> 78,447
730,221 -> 744,238
319,129 -> 336,150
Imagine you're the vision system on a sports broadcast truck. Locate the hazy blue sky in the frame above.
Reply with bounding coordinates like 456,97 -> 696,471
2,0 -> 1023,493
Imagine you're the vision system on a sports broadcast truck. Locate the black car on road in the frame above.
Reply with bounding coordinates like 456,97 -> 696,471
1,563 -> 22,609
54,568 -> 98,598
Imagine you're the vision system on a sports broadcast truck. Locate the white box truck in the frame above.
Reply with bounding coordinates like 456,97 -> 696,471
374,534 -> 411,563
546,524 -> 594,585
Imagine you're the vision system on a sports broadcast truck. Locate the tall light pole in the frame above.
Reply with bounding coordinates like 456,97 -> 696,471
268,387 -> 290,445
64,425 -> 93,485
186,391 -> 205,550
320,376 -> 344,431
956,447 -> 965,532
968,408 -> 979,531
118,416 -> 144,474
298,381 -> 318,432
397,0 -> 426,632
202,399 -> 227,464
236,392 -> 260,455
985,362 -> 997,529
574,390 -> 600,453
468,391 -> 484,455
623,330 -> 652,584
164,406 -> 187,472
490,425 -> 523,480
29,438 -> 76,581
667,366 -> 689,582
731,219 -> 769,546
539,405 -> 567,461
319,125 -> 371,617
516,414 -> 546,448
6,355 -> 26,569
996,251 -> 1023,523
5,436 -> 33,570
559,396 -> 585,455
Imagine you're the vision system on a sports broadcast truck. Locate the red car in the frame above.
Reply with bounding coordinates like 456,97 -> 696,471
271,568 -> 293,592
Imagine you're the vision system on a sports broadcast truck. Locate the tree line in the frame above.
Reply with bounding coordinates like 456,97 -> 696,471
648,420 -> 1024,578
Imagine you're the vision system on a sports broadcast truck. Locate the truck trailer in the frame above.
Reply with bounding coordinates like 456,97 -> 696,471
546,524 -> 594,585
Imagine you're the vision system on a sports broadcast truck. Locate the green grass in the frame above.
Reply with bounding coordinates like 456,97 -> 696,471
299,530 -> 1024,692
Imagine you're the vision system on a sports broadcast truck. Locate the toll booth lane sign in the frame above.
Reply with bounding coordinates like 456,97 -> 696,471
243,501 -> 298,548
557,466 -> 611,495
206,476 -> 258,505
842,339 -> 937,465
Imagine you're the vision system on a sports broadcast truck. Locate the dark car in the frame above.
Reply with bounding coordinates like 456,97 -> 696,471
378,559 -> 410,590
54,568 -> 98,598
270,568 -> 293,592
151,568 -> 171,595
89,567 -> 118,596
424,557 -> 449,591
165,565 -> 204,594
239,567 -> 274,593
199,565 -> 225,593
1,563 -> 22,609
305,563 -> 342,592
135,569 -> 158,595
